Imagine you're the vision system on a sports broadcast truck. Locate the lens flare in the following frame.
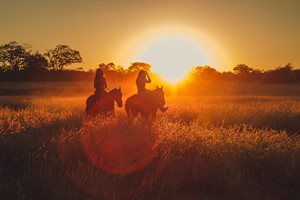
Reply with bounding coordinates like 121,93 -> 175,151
58,116 -> 165,199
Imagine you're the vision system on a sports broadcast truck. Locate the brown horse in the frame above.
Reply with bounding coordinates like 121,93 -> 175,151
86,87 -> 122,117
125,86 -> 167,122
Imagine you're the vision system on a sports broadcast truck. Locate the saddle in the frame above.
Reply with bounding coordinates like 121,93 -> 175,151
94,90 -> 108,101
137,90 -> 150,99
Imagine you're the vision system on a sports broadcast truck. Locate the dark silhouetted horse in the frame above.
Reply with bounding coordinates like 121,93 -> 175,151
86,87 -> 122,117
125,86 -> 167,122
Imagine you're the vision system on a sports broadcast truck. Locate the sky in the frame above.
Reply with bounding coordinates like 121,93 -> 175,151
1,0 -> 300,72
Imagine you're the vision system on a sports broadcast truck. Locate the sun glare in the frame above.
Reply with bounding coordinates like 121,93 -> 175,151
137,35 -> 207,83
119,25 -> 230,83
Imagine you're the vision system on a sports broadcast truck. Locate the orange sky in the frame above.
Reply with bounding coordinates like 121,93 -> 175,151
1,0 -> 300,71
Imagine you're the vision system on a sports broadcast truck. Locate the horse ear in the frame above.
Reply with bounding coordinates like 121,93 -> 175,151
119,87 -> 121,91
161,86 -> 163,89
156,86 -> 159,89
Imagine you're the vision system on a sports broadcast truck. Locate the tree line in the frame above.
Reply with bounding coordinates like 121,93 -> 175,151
0,41 -> 299,83
189,63 -> 300,83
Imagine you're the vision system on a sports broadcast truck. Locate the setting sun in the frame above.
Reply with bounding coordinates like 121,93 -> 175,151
137,35 -> 207,82
120,25 -> 230,83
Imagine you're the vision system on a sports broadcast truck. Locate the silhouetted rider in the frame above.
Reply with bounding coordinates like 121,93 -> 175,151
136,70 -> 151,95
136,70 -> 168,112
94,66 -> 107,99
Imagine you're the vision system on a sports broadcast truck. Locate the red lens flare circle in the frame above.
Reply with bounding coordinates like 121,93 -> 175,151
80,119 -> 156,175
58,116 -> 165,199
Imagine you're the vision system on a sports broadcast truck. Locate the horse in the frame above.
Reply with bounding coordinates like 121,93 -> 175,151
86,87 -> 122,117
125,86 -> 167,122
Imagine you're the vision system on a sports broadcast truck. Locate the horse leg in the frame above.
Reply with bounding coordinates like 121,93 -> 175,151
125,107 -> 133,122
129,110 -> 139,123
125,105 -> 132,121
125,102 -> 138,122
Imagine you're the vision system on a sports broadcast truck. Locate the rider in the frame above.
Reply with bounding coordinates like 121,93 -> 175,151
136,70 -> 151,95
136,70 -> 168,112
94,65 -> 107,99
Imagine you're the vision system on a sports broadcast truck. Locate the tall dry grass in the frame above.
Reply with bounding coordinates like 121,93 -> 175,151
1,94 -> 300,199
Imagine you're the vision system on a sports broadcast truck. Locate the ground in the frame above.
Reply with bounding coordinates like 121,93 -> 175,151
1,81 -> 300,200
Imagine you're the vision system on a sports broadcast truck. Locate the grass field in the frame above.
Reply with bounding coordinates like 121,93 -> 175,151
1,82 -> 300,200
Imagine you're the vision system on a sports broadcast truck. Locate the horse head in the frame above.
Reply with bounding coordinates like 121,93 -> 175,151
111,87 -> 122,107
154,86 -> 166,107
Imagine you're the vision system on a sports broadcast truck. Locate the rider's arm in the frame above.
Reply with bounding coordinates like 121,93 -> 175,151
146,72 -> 151,83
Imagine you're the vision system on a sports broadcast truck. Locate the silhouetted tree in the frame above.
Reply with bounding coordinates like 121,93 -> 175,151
0,41 -> 31,71
1,41 -> 299,84
221,71 -> 235,81
191,66 -> 221,81
128,62 -> 151,72
294,69 -> 300,82
99,63 -> 123,73
24,52 -> 48,72
45,45 -> 82,70
263,63 -> 297,83
95,62 -> 127,81
233,64 -> 253,74
106,62 -> 116,70
233,64 -> 262,81
250,69 -> 263,81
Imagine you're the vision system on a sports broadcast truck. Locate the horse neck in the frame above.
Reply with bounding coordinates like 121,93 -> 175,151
148,90 -> 161,107
109,89 -> 118,102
